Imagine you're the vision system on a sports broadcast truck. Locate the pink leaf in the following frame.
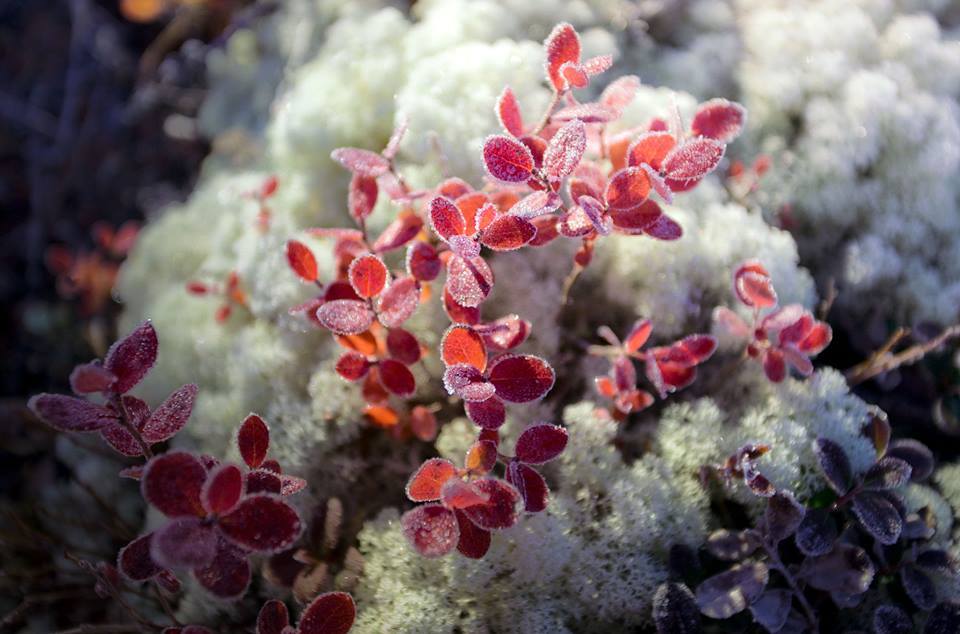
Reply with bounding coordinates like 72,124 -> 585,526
316,300 -> 374,335
558,205 -> 597,238
330,147 -> 390,177
446,255 -> 494,308
577,195 -> 611,235
624,319 -> 653,353
544,23 -> 581,91
443,364 -> 497,402
735,267 -> 777,309
448,235 -> 481,260
371,212 -> 423,253
482,135 -> 535,183
627,131 -> 677,171
202,464 -> 244,516
487,354 -> 555,403
782,346 -> 814,376
376,275 -> 421,327
691,99 -> 747,143
142,451 -> 206,518
406,241 -> 441,282
582,54 -> 613,76
151,517 -> 218,569
643,214 -> 683,240
348,174 -> 378,222
609,200 -> 662,234
192,538 -> 251,600
506,461 -> 549,512
401,504 -> 459,558
379,359 -> 416,397
605,167 -> 651,210
219,495 -> 302,553
298,591 -> 357,634
118,533 -> 169,582
69,362 -> 116,394
104,321 -> 158,394
496,86 -> 524,137
544,120 -> 586,182
662,137 -> 726,184
441,479 -> 491,509
443,287 -> 481,325
455,510 -> 491,559
429,196 -> 467,241
713,307 -> 751,339
386,328 -> 421,365
480,215 -> 537,251
799,323 -> 832,355
410,405 -> 438,442
256,600 -> 290,634
237,414 -> 270,469
462,478 -> 521,530
141,384 -> 198,443
515,424 -> 568,464
763,349 -> 787,383
100,422 -> 144,457
640,163 -> 673,203
476,314 -> 531,351
599,75 -> 641,116
465,396 -> 507,430
27,394 -> 117,432
406,458 -> 457,502
348,253 -> 388,299
383,116 -> 408,161
280,475 -> 306,497
560,62 -> 588,89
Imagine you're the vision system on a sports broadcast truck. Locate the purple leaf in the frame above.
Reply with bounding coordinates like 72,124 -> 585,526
748,589 -> 792,633
886,439 -> 934,482
900,564 -> 937,610
794,508 -> 837,557
705,529 -> 759,561
104,321 -> 159,394
873,605 -> 913,634
851,491 -> 903,545
652,582 -> 701,634
192,537 -> 251,600
765,491 -> 805,543
27,394 -> 117,432
69,362 -> 116,394
862,456 -> 912,491
141,384 -> 198,443
812,438 -> 852,495
695,562 -> 769,619
801,543 -> 875,595
925,602 -> 960,634
151,517 -> 218,569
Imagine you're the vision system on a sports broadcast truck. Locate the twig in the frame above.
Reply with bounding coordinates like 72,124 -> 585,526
762,541 -> 819,632
845,324 -> 960,386
816,277 -> 837,322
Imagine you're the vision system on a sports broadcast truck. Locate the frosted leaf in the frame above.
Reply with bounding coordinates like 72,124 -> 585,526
627,132 -> 676,171
553,103 -> 615,123
713,307 -> 751,339
446,255 -> 493,308
748,589 -> 792,633
577,195 -> 610,235
505,461 -> 548,513
851,491 -> 903,545
193,538 -> 251,600
662,137 -> 725,185
454,510 -> 491,559
151,517 -> 217,569
609,200 -> 661,234
507,191 -> 561,219
449,235 -> 481,260
219,495 -> 302,553
104,321 -> 158,394
385,328 -> 420,365
487,354 -> 555,403
813,438 -> 852,494
560,62 -> 588,89
348,253 -> 388,299
406,458 -> 457,502
476,315 -> 530,351
652,582 -> 701,634
429,196 -> 466,242
348,174 -> 378,222
298,591 -> 357,634
925,602 -> 960,633
441,325 -> 487,371
763,349 -> 787,383
142,451 -> 206,518
465,440 -> 497,475
461,478 -> 521,530
330,148 -> 389,177
442,364 -> 496,402
201,463 -> 244,516
256,600 -> 290,634
286,240 -> 319,283
400,504 -> 458,558
496,86 -> 524,137
691,99 -> 747,144
643,213 -> 682,241
406,241 -> 441,282
801,544 -> 875,594
482,135 -> 534,183
372,211 -> 422,253
409,406 -> 437,442
316,300 -> 374,336
872,605 -> 913,634
383,116 -> 407,161
237,414 -> 269,469
558,205 -> 596,238
765,491 -> 805,543
440,479 -> 490,509
695,562 -> 769,619
706,529 -> 759,561
69,361 -> 115,394
886,440 -> 934,482
27,393 -> 117,432
480,215 -> 537,251
900,564 -> 936,610
378,359 -> 415,397
795,508 -> 836,557
604,167 -> 651,210
118,533 -> 168,582
465,397 -> 506,430
543,119 -> 586,182
862,457 -> 912,491
443,287 -> 480,325
599,75 -> 640,117
515,424 -> 567,464
376,276 -> 421,328
246,469 -> 283,496
544,23 -> 580,91
640,163 -> 673,204
141,383 -> 197,443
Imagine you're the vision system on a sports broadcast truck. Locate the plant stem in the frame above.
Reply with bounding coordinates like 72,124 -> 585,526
763,541 -> 819,632
111,394 -> 153,459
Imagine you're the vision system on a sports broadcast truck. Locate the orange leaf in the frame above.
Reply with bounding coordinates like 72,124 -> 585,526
441,326 -> 487,372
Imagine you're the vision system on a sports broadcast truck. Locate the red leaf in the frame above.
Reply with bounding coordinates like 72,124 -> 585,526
256,600 -> 290,634
448,235 -> 481,260
237,414 -> 270,469
386,328 -> 421,365
605,167 -> 651,210
691,99 -> 746,143
298,591 -> 357,634
465,396 -> 507,430
640,163 -> 673,203
192,538 -> 251,600
151,517 -> 218,568
506,461 -> 549,512
518,135 -> 548,170
462,478 -> 521,530
376,275 -> 421,327
609,199 -> 661,233
662,137 -> 725,184
443,364 -> 497,402
561,62 -> 588,89
69,362 -> 116,394
441,325 -> 487,371
104,321 -> 158,394
487,354 -> 555,403
476,314 -> 531,351
677,334 -> 718,364
372,211 -> 423,253
735,269 -> 777,309
410,405 -> 437,442
443,287 -> 481,325
613,356 -> 636,393
595,376 -> 616,398
348,174 -> 378,222
202,464 -> 244,516
626,131 -> 676,171
482,135 -> 535,183
280,475 -> 306,496
142,451 -> 206,518
286,240 -> 319,283
454,192 -> 488,233
246,469 -> 283,495
27,393 -> 117,432
554,103 -> 616,123
429,196 -> 467,241
141,384 -> 198,443
577,195 -> 610,235
348,253 -> 388,299
118,533 -> 169,582
799,322 -> 832,355
497,86 -> 524,137
643,214 -> 683,240
558,205 -> 596,238
406,241 -> 441,282
763,349 -> 787,383
379,358 -> 416,397
544,23 -> 581,91
441,479 -> 490,509
624,319 -> 652,354
401,504 -> 459,558
465,440 -> 498,475
406,458 -> 457,502
599,75 -> 641,116
361,368 -> 390,405
446,255 -> 494,308
330,147 -> 389,177
100,421 -> 144,457
543,119 -> 586,182
316,300 -> 374,335
515,424 -> 568,464
219,495 -> 302,553
455,510 -> 491,559
480,215 -> 537,251
437,177 -> 472,200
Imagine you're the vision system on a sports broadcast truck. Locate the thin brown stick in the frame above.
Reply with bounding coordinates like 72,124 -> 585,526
846,324 -> 960,386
